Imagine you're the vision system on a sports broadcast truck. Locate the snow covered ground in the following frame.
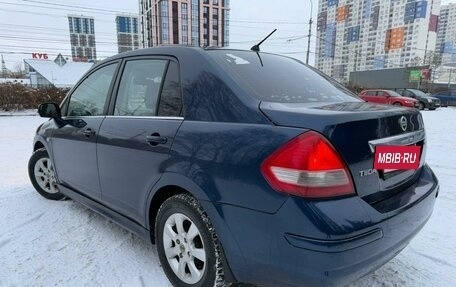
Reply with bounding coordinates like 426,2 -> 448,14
0,108 -> 455,287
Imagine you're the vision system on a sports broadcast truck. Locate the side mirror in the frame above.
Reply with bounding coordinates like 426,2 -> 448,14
38,102 -> 61,119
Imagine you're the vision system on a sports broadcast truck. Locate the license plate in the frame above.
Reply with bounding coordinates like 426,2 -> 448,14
374,145 -> 421,170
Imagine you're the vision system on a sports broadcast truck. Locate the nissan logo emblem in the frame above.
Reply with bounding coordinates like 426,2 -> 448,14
399,116 -> 408,131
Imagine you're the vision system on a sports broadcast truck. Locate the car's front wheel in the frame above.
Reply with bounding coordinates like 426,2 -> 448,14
28,148 -> 65,200
156,194 -> 225,287
417,102 -> 425,110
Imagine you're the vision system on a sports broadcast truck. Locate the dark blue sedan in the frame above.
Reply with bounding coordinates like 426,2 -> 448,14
431,90 -> 456,107
29,47 -> 438,287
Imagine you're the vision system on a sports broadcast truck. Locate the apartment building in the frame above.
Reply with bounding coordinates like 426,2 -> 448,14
436,3 -> 456,63
116,15 -> 141,53
315,0 -> 440,83
68,15 -> 96,61
139,0 -> 230,48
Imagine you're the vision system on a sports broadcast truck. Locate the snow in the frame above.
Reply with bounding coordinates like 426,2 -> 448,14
0,108 -> 455,287
0,109 -> 37,116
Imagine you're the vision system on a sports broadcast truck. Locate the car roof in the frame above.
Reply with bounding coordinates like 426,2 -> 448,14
97,46 -> 294,65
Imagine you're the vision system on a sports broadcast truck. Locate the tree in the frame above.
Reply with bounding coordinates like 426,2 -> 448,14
411,56 -> 423,66
10,63 -> 26,78
423,51 -> 442,68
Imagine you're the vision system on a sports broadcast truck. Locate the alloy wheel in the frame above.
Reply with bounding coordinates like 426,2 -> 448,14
34,158 -> 59,194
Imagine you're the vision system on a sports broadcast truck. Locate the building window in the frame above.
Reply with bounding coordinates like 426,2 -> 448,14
69,18 -> 73,33
172,1 -> 179,44
223,9 -> 229,46
182,3 -> 188,44
191,0 -> 199,46
160,0 -> 169,44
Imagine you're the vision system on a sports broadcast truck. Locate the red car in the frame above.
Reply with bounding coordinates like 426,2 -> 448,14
359,89 -> 419,108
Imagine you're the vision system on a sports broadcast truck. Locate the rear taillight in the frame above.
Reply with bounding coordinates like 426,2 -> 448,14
261,131 -> 355,198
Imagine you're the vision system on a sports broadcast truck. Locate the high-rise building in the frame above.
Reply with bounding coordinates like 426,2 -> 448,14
436,4 -> 456,63
68,15 -> 96,61
139,0 -> 230,48
116,15 -> 140,53
315,0 -> 440,83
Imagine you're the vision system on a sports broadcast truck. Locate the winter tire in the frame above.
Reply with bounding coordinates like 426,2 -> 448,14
156,194 -> 225,287
418,102 -> 425,110
28,148 -> 65,200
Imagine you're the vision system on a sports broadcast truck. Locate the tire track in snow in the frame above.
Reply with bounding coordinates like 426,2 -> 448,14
409,247 -> 454,268
1,212 -> 45,238
0,238 -> 11,249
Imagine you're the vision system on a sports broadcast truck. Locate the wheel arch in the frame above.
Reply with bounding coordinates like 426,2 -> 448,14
148,184 -> 190,244
147,182 -> 239,283
34,141 -> 45,151
33,135 -> 50,152
32,135 -> 61,183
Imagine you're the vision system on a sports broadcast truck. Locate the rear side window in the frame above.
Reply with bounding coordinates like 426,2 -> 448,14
67,63 -> 117,116
207,50 -> 360,103
158,61 -> 183,117
377,91 -> 386,96
403,90 -> 414,97
114,59 -> 168,116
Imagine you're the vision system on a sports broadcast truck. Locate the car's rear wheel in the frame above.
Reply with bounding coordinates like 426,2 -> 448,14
417,102 -> 425,110
156,194 -> 225,287
28,148 -> 65,200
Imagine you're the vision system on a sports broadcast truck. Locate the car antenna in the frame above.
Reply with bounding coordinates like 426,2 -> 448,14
250,29 -> 277,52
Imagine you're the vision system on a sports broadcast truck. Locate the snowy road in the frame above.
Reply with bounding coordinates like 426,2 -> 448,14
0,109 -> 455,287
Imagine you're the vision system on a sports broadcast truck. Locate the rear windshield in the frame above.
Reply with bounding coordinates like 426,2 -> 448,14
387,90 -> 403,97
207,50 -> 360,103
408,89 -> 427,97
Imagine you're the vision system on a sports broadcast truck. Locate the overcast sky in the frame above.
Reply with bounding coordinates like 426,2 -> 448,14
0,0 -> 454,71
0,0 -> 316,71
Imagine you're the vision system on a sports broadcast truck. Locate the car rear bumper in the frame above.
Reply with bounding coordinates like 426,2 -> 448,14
207,164 -> 438,287
426,102 -> 440,109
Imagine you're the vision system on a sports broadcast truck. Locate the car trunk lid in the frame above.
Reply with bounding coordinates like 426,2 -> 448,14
260,101 -> 426,202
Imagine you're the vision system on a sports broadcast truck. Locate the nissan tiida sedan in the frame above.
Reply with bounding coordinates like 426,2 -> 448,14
29,47 -> 438,287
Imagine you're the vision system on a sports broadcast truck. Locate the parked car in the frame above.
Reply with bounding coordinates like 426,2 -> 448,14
431,90 -> 456,107
394,88 -> 440,110
359,89 -> 420,108
29,47 -> 438,287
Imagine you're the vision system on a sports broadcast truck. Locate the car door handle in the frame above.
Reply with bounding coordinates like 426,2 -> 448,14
83,128 -> 95,137
146,134 -> 167,146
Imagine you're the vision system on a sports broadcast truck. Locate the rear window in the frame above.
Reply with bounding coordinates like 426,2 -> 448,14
207,50 -> 360,103
386,90 -> 403,97
408,89 -> 427,97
